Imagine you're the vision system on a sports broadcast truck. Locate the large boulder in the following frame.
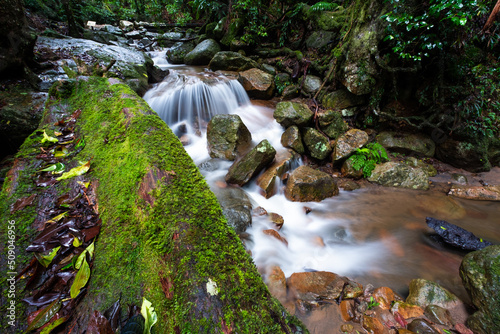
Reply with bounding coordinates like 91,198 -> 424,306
281,126 -> 305,154
436,138 -> 491,172
321,88 -> 367,110
184,39 -> 221,66
207,114 -> 252,160
212,186 -> 253,234
317,109 -> 348,139
274,102 -> 314,128
209,51 -> 260,72
34,36 -> 154,95
460,245 -> 500,334
368,161 -> 429,190
285,165 -> 338,202
332,129 -> 369,162
302,128 -> 332,160
167,41 -> 196,64
301,75 -> 322,95
238,68 -> 275,99
377,131 -> 436,157
225,140 -> 276,186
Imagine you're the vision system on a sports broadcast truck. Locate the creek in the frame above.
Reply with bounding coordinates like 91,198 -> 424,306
144,53 -> 500,332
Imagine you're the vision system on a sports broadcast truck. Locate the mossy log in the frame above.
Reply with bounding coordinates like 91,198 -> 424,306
0,77 -> 306,333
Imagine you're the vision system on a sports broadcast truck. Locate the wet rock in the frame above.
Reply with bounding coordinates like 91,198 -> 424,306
209,51 -> 260,72
407,319 -> 440,334
332,129 -> 369,162
340,324 -> 354,333
397,330 -> 417,334
321,88 -> 367,110
269,212 -> 284,229
266,266 -> 287,302
340,300 -> 355,321
166,41 -> 196,64
281,126 -> 305,154
238,68 -> 275,99
212,186 -> 252,234
184,39 -> 221,66
373,287 -> 395,310
34,36 -> 153,95
83,30 -> 119,45
285,166 -> 339,202
282,84 -> 300,100
256,150 -> 298,198
392,302 -> 424,319
0,89 -> 47,158
405,157 -> 437,177
125,30 -> 142,39
341,157 -> 364,179
287,271 -> 360,301
263,229 -> 288,246
448,184 -> 500,201
337,179 -> 360,191
302,128 -> 332,160
362,315 -> 389,334
406,278 -> 460,309
426,217 -> 493,251
102,24 -> 123,36
376,131 -> 436,157
261,63 -> 276,75
459,245 -> 500,334
425,305 -> 453,326
451,173 -> 468,185
436,138 -> 491,173
225,140 -> 276,186
207,114 -> 252,161
368,162 -> 429,190
317,109 -> 349,139
301,75 -> 322,95
274,102 -> 314,128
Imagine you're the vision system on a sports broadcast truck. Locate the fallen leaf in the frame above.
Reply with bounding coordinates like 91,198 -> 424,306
26,299 -> 61,331
35,246 -> 61,267
10,194 -> 36,213
70,258 -> 90,298
41,130 -> 58,144
40,316 -> 67,334
56,161 -> 90,181
86,310 -> 113,334
39,163 -> 65,174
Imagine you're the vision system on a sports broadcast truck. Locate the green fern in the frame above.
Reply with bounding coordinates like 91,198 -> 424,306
348,143 -> 389,178
309,1 -> 338,12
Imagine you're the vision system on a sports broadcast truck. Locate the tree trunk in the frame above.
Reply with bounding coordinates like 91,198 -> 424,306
482,0 -> 500,33
0,77 -> 306,333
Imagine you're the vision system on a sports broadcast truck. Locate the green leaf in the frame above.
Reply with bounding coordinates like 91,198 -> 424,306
47,211 -> 68,224
73,237 -> 83,247
86,241 -> 95,259
39,163 -> 66,174
74,242 -> 95,269
54,147 -> 69,158
40,317 -> 67,334
70,258 -> 91,298
41,130 -> 58,144
35,246 -> 61,267
56,161 -> 90,181
26,299 -> 62,331
459,17 -> 467,25
141,297 -> 158,334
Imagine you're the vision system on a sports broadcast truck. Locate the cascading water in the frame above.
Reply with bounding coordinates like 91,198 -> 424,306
144,59 -> 500,332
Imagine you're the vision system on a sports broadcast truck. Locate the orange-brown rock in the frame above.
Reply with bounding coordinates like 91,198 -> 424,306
362,315 -> 389,334
340,300 -> 355,321
373,287 -> 395,310
266,265 -> 287,302
263,229 -> 288,246
287,271 -> 345,301
392,302 -> 424,319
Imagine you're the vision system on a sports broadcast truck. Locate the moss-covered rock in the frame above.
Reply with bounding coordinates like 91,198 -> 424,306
184,39 -> 221,66
0,77 -> 306,333
460,245 -> 500,334
368,161 -> 429,190
166,41 -> 196,64
332,129 -> 369,162
207,114 -> 252,160
305,30 -> 337,50
302,128 -> 332,160
281,125 -> 305,154
406,278 -> 460,309
238,68 -> 275,99
377,131 -> 435,157
274,102 -> 314,128
436,138 -> 491,172
317,109 -> 349,139
209,51 -> 260,72
321,89 -> 367,110
221,18 -> 244,46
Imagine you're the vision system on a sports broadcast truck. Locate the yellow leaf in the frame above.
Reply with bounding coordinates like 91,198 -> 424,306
41,130 -> 58,144
56,161 -> 90,181
70,258 -> 90,298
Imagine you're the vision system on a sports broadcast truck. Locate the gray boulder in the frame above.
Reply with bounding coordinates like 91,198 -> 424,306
209,51 -> 260,72
225,140 -> 276,186
212,186 -> 252,235
406,278 -> 461,309
321,89 -> 366,110
460,245 -> 500,334
207,114 -> 252,161
185,39 -> 221,66
317,109 -> 348,139
274,101 -> 314,128
166,41 -> 196,64
285,166 -> 338,202
368,162 -> 429,190
301,75 -> 322,95
436,138 -> 491,172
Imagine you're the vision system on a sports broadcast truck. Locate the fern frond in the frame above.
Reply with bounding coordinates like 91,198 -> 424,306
309,2 -> 338,12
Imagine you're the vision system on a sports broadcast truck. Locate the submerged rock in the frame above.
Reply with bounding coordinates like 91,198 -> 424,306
426,217 -> 493,251
368,162 -> 429,190
285,165 -> 338,202
184,39 -> 221,66
274,102 -> 314,128
225,140 -> 276,186
460,245 -> 500,334
207,114 -> 252,161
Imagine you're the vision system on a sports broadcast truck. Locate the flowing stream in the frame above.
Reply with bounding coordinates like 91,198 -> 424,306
144,53 -> 500,331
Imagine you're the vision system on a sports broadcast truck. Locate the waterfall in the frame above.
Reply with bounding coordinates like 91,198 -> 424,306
143,70 -> 250,133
